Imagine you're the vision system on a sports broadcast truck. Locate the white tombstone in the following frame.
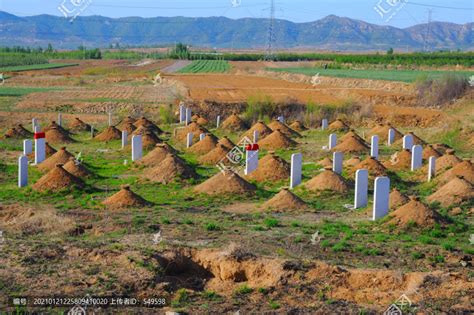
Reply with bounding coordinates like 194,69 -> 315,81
186,132 -> 193,148
34,126 -> 41,133
108,112 -> 113,127
428,156 -> 436,182
328,134 -> 337,150
18,155 -> 28,188
372,177 -> 390,220
388,128 -> 395,146
216,115 -> 221,128
121,130 -> 128,149
332,151 -> 343,174
277,116 -> 284,123
23,139 -> 33,155
410,145 -> 423,171
131,135 -> 143,162
244,148 -> 259,175
199,133 -> 206,141
403,135 -> 413,151
354,169 -> 369,209
253,130 -> 259,143
179,104 -> 186,123
290,153 -> 303,189
58,112 -> 62,127
371,135 -> 379,159
185,108 -> 192,125
90,125 -> 94,138
34,136 -> 46,165
32,118 -> 39,131
321,119 -> 328,130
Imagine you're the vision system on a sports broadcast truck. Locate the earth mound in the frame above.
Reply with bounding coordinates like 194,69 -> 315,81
243,121 -> 273,140
352,157 -> 387,177
344,156 -> 361,167
95,126 -> 121,141
328,119 -> 349,131
332,136 -> 369,153
133,117 -> 163,134
45,127 -> 75,144
5,124 -> 33,138
217,136 -> 235,150
262,188 -> 307,211
318,157 -> 333,168
192,114 -> 209,126
258,130 -> 297,150
368,123 -> 403,142
437,160 -> 474,185
144,154 -> 198,184
188,134 -> 218,154
422,145 -> 442,160
28,142 -> 57,159
432,143 -> 452,155
384,149 -> 412,170
246,152 -> 290,182
38,147 -> 75,172
44,121 -> 69,135
32,164 -> 84,192
194,170 -> 256,195
198,144 -> 231,165
176,122 -> 209,141
427,177 -> 474,207
139,143 -> 179,167
389,189 -> 409,209
340,130 -> 364,142
221,114 -> 248,131
305,168 -> 349,193
288,120 -> 307,132
102,185 -> 149,209
436,150 -> 462,173
63,158 -> 92,178
394,131 -> 425,147
118,122 -> 137,134
141,131 -> 162,149
387,197 -> 446,227
267,120 -> 300,138
69,118 -> 92,132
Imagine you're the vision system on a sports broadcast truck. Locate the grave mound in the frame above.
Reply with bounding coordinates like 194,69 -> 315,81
384,149 -> 412,170
119,122 -> 137,134
288,120 -> 307,132
436,150 -> 462,173
246,152 -> 290,182
217,136 -> 235,150
45,127 -> 74,144
332,135 -> 369,153
139,143 -> 178,167
318,157 -> 333,168
198,144 -> 230,165
28,143 -> 57,159
340,130 -> 364,142
95,126 -> 121,141
328,119 -> 349,131
120,116 -> 137,125
38,147 -> 75,172
102,185 -> 148,208
44,121 -> 69,135
63,158 -> 92,178
267,120 -> 300,138
352,157 -> 387,177
389,189 -> 409,209
368,124 -> 403,141
133,117 -> 163,134
395,131 -> 425,146
144,154 -> 198,184
432,143 -> 452,155
258,130 -> 297,150
344,156 -> 361,167
221,114 -> 248,131
305,168 -> 349,193
192,114 -> 209,126
387,197 -> 446,228
437,160 -> 474,185
422,145 -> 442,160
5,124 -> 32,138
69,118 -> 91,132
141,131 -> 162,149
243,121 -> 273,140
32,164 -> 84,192
188,134 -> 218,154
427,177 -> 474,207
176,122 -> 209,140
262,188 -> 307,211
194,170 -> 256,195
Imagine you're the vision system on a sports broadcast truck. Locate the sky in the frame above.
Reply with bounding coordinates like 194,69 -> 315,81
1,0 -> 473,28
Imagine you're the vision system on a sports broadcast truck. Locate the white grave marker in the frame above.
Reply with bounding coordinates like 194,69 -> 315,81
403,135 -> 413,151
18,155 -> 28,188
354,169 -> 368,208
121,130 -> 128,149
23,139 -> 32,155
179,104 -> 186,124
216,115 -> 221,128
277,116 -> 284,123
108,112 -> 112,127
332,151 -> 343,174
428,156 -> 436,182
199,133 -> 206,141
131,135 -> 143,161
90,125 -> 94,138
388,128 -> 395,146
371,135 -> 379,159
321,119 -> 328,130
253,130 -> 259,143
185,108 -> 192,125
372,177 -> 390,220
290,153 -> 303,189
32,118 -> 39,131
34,129 -> 46,165
411,145 -> 423,171
186,132 -> 193,148
58,112 -> 62,127
328,134 -> 337,150
244,147 -> 259,175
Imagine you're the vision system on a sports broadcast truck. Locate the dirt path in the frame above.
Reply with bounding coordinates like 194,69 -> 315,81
161,60 -> 192,73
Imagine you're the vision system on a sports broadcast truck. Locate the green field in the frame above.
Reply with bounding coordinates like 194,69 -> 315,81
0,63 -> 78,72
178,60 -> 230,73
268,67 -> 474,83
0,87 -> 59,96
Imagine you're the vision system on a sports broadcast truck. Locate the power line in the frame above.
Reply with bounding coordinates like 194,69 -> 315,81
264,0 -> 276,61
407,2 -> 474,11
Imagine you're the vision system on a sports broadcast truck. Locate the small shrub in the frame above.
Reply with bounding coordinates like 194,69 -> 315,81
416,74 -> 468,106
171,288 -> 189,307
161,217 -> 171,224
412,252 -> 424,260
268,300 -> 280,310
442,242 -> 455,252
205,222 -> 219,231
263,217 -> 279,228
235,284 -> 253,295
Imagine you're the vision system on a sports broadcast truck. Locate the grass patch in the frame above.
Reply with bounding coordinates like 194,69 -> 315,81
178,60 -> 230,73
0,63 -> 78,72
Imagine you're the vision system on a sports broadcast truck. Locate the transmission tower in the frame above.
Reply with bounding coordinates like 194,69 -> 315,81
264,0 -> 276,61
423,9 -> 433,52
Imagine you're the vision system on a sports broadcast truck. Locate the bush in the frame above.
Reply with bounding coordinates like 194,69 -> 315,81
244,95 -> 275,123
263,217 -> 279,228
416,74 -> 468,106
159,104 -> 176,124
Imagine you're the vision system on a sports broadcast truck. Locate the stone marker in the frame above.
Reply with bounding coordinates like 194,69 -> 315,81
186,132 -> 193,148
371,135 -> 379,159
277,116 -> 284,123
199,133 -> 206,141
253,130 -> 259,143
34,129 -> 46,165
354,169 -> 369,208
290,153 -> 303,189
23,139 -> 32,155
121,130 -> 128,149
58,112 -> 62,127
179,104 -> 186,123
244,147 -> 259,175
131,135 -> 143,161
18,155 -> 28,188
90,125 -> 94,138
403,135 -> 413,151
216,115 -> 221,128
328,133 -> 337,150
321,119 -> 328,130
372,177 -> 390,220
388,128 -> 395,146
185,108 -> 192,125
428,156 -> 436,182
32,118 -> 38,131
108,112 -> 112,127
332,151 -> 343,174
411,145 -> 423,171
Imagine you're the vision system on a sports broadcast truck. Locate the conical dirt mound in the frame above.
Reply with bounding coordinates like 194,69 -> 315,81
258,130 -> 297,150
344,156 -> 361,167
340,130 -> 364,143
437,160 -> 474,185
45,127 -> 74,144
95,126 -> 121,141
332,136 -> 369,153
144,154 -> 198,184
102,185 -> 148,209
133,117 -> 163,134
44,121 -> 69,135
119,116 -> 137,125
243,121 -> 272,140
305,169 -> 349,193
389,189 -> 409,209
63,158 -> 92,178
139,143 -> 179,167
387,197 -> 446,228
267,120 -> 300,138
28,142 -> 57,159
246,153 -> 290,182
221,114 -> 248,131
118,122 -> 137,134
352,157 -> 387,177
32,164 -> 84,192
289,120 -> 307,132
328,119 -> 349,131
318,157 -> 333,168
141,131 -> 162,149
432,143 -> 451,155
394,131 -> 425,146
38,147 -> 75,172
427,177 -> 474,207
176,122 -> 209,140
422,145 -> 442,160
199,144 -> 231,165
194,170 -> 256,195
217,136 -> 235,150
188,134 -> 218,154
192,114 -> 208,126
436,150 -> 462,173
5,124 -> 32,138
368,124 -> 403,142
69,118 -> 91,132
132,125 -> 154,136
384,149 -> 412,170
262,188 -> 307,211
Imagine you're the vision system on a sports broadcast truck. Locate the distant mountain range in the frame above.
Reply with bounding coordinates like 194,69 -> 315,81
0,11 -> 472,51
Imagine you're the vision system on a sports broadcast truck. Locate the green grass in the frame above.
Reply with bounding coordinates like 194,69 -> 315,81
268,67 -> 474,83
0,87 -> 60,96
177,60 -> 230,74
0,63 -> 78,72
